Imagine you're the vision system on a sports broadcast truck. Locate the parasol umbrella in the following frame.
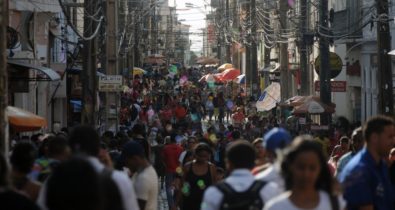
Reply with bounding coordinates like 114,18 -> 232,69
256,82 -> 281,112
234,74 -> 245,84
282,95 -> 305,107
292,96 -> 336,114
131,67 -> 146,76
6,106 -> 47,132
218,63 -> 233,72
220,68 -> 240,81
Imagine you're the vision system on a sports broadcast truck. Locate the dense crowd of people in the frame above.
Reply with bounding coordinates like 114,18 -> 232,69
1,65 -> 395,210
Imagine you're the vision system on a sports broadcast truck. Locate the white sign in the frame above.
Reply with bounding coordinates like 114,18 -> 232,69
99,75 -> 123,92
307,101 -> 325,114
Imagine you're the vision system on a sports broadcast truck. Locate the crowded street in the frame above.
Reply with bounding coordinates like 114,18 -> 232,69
1,0 -> 395,210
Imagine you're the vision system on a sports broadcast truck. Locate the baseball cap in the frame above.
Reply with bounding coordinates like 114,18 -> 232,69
121,141 -> 145,160
263,127 -> 292,152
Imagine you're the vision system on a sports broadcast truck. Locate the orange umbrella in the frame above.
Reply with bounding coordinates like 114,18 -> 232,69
6,106 -> 47,132
220,68 -> 240,81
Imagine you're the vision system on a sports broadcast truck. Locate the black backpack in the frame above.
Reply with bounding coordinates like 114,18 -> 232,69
217,180 -> 266,210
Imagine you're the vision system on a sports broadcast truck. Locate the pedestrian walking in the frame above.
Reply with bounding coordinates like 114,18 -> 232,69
178,143 -> 216,210
162,134 -> 183,210
255,127 -> 292,191
122,141 -> 158,210
339,116 -> 395,210
335,127 -> 363,178
201,141 -> 280,210
264,136 -> 346,210
0,152 -> 40,210
10,141 -> 41,201
46,156 -> 102,210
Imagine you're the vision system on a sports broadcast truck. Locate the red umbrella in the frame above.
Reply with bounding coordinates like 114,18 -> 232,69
220,68 -> 240,81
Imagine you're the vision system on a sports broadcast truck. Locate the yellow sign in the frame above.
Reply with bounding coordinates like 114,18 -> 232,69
314,52 -> 343,78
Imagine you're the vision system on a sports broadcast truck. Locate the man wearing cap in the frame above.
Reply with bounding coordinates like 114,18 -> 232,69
122,141 -> 158,210
254,127 -> 292,192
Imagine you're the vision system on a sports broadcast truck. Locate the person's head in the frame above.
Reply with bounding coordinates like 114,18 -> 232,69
121,141 -> 146,172
225,140 -> 256,171
187,137 -> 198,150
194,143 -> 212,163
132,123 -> 146,137
363,115 -> 395,158
216,167 -> 225,182
339,136 -> 350,152
252,138 -> 266,160
68,125 -> 100,157
48,136 -> 71,161
263,127 -> 292,161
351,127 -> 363,152
281,135 -> 332,193
46,156 -> 101,210
10,141 -> 37,174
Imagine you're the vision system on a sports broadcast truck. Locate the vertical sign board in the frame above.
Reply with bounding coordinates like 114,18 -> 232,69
98,75 -> 123,92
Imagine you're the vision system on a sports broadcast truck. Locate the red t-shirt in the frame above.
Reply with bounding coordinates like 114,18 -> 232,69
162,143 -> 183,173
174,106 -> 187,120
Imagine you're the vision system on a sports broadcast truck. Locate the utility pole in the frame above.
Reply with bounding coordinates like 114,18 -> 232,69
245,1 -> 251,95
279,0 -> 289,102
225,0 -> 231,63
319,0 -> 331,125
376,0 -> 393,115
250,0 -> 258,97
262,0 -> 271,93
81,0 -> 98,126
0,0 -> 8,154
299,0 -> 309,95
104,0 -> 119,132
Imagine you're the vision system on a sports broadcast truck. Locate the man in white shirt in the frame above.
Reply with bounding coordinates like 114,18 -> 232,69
122,141 -> 158,210
255,127 -> 292,192
37,125 -> 139,210
201,141 -> 281,210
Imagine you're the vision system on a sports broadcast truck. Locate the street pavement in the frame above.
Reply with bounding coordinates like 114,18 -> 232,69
157,183 -> 168,210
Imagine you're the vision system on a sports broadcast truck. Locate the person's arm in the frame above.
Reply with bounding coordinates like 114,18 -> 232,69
210,164 -> 217,184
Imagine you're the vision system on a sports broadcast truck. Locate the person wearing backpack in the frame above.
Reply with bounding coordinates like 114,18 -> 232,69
201,141 -> 280,210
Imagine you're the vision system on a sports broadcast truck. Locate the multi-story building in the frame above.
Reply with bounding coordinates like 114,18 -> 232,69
7,0 -> 67,131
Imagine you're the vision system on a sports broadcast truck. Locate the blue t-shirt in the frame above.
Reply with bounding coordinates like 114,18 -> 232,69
339,148 -> 395,210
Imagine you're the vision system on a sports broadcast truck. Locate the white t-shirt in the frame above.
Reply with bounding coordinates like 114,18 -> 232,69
132,165 -> 158,210
255,164 -> 285,192
264,190 -> 346,210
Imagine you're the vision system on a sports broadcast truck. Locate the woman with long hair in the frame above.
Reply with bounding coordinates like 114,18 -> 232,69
265,135 -> 346,210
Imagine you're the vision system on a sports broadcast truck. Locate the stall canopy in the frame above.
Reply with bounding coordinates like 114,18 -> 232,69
6,106 -> 47,131
292,96 -> 336,114
256,82 -> 281,112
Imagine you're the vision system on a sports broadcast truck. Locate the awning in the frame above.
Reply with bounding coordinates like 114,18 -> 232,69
6,106 -> 47,132
7,60 -> 61,81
